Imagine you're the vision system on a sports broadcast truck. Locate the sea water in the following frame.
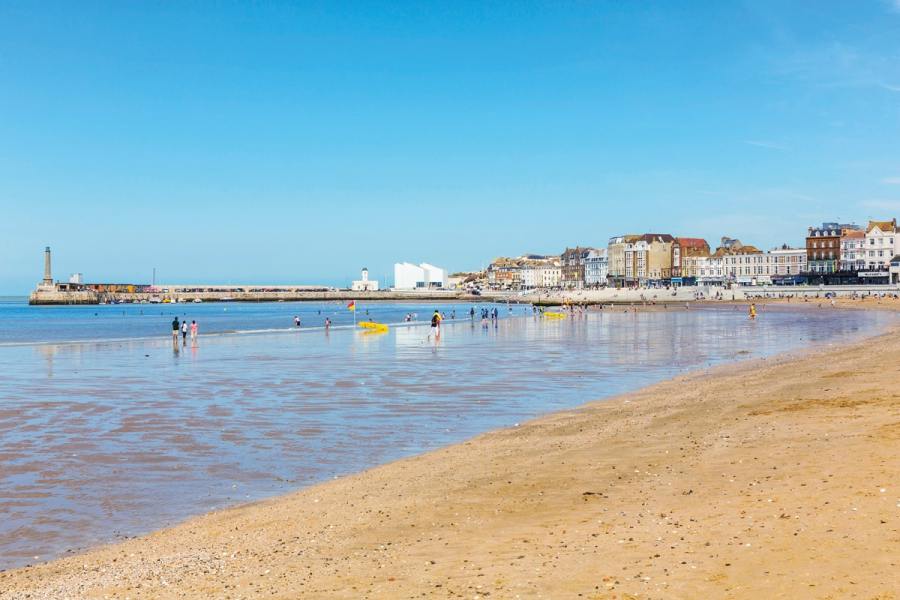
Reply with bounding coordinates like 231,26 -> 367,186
0,299 -> 894,569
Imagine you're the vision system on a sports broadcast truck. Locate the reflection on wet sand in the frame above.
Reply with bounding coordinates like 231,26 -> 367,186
0,306 -> 895,569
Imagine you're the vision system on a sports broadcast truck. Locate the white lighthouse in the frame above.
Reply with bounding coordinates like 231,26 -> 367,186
351,267 -> 379,291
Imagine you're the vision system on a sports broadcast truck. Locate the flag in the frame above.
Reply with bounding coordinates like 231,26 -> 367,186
347,300 -> 356,311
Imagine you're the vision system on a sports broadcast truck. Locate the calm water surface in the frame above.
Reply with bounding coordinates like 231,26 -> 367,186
0,300 -> 894,570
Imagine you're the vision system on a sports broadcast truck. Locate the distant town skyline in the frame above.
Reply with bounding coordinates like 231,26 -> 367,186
3,1 -> 900,293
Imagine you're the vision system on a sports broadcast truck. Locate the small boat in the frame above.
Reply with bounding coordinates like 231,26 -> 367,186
192,298 -> 202,303
358,321 -> 389,333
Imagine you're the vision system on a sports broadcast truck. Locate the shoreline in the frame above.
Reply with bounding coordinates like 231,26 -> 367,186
2,315 -> 899,598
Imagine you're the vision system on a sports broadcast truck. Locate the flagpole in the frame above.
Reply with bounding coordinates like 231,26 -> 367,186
353,299 -> 357,326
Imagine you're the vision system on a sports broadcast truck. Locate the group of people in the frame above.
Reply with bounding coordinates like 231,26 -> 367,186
171,317 -> 198,347
294,315 -> 332,330
476,306 -> 500,329
472,306 -> 499,320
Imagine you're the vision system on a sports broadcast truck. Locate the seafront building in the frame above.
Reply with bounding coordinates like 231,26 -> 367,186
487,255 -> 560,290
486,257 -> 520,289
583,248 -> 608,287
677,238 -> 711,283
623,237 -> 641,286
523,258 -> 561,289
696,255 -> 725,284
606,235 -> 639,287
561,247 -> 594,289
806,222 -> 861,275
769,246 -> 807,282
891,255 -> 900,284
859,219 -> 898,283
840,230 -> 867,272
393,262 -> 447,290
641,233 -> 677,283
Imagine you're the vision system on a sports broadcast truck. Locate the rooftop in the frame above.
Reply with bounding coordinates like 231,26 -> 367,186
866,219 -> 897,234
676,237 -> 709,249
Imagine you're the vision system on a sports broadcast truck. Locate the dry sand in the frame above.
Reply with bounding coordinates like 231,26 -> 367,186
2,319 -> 899,599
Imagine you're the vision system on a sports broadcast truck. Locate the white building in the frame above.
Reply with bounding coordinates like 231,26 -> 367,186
394,262 -> 423,290
769,247 -> 807,278
890,255 -> 900,284
720,252 -> 775,285
696,256 -> 724,284
584,248 -> 608,287
521,264 -> 540,289
840,231 -> 866,271
393,262 -> 448,290
540,262 -> 561,288
420,263 -> 447,288
862,219 -> 898,271
351,268 -> 379,291
698,248 -> 804,285
519,259 -> 561,290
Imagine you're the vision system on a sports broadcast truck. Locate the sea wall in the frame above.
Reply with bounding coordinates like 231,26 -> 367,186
28,289 -> 477,305
28,290 -> 100,305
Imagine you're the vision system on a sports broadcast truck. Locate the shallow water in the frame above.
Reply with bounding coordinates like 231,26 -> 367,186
0,298 -> 504,344
0,302 -> 894,570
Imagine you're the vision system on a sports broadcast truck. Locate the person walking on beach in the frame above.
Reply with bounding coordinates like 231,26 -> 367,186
181,320 -> 188,344
749,303 -> 757,320
294,315 -> 301,328
325,317 -> 331,331
171,317 -> 180,347
430,309 -> 442,339
470,306 -> 475,320
190,320 -> 198,343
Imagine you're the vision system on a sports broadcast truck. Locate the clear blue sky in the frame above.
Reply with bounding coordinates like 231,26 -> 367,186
2,1 -> 900,292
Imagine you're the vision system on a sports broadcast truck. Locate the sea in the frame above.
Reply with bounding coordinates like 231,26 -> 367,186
0,296 -> 895,570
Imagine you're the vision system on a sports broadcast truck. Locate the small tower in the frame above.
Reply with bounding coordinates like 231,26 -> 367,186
351,266 -> 379,291
43,246 -> 53,285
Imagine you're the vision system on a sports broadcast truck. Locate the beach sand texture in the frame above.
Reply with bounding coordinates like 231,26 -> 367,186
2,323 -> 898,599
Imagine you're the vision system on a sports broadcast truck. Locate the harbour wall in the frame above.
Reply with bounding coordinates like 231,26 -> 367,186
28,289 -> 478,305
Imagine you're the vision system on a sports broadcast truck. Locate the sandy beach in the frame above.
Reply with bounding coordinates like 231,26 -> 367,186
2,312 -> 899,599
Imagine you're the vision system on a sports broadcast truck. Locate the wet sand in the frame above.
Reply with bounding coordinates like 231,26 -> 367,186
3,322 -> 900,598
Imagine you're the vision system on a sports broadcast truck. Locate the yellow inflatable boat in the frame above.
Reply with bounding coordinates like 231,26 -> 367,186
543,312 -> 567,319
